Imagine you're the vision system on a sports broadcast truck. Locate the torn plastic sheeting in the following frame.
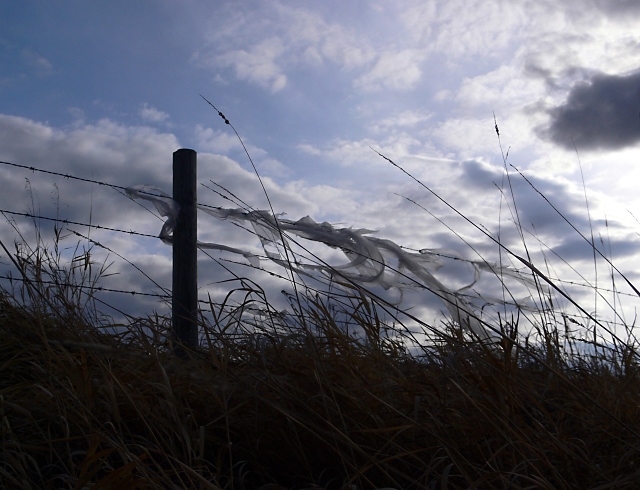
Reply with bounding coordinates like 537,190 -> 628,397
158,235 -> 260,268
126,185 -> 259,267
127,186 -> 543,341
126,185 -> 177,243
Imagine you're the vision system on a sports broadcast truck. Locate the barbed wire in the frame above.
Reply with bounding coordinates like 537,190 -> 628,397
2,159 -> 636,333
0,270 -> 607,329
0,158 -> 242,215
0,208 -> 160,239
0,207 -> 282,301
399,244 -> 637,299
0,273 -> 289,313
0,274 -> 169,298
6,212 -> 631,325
0,236 -> 622,331
0,159 -> 127,190
0,158 -> 175,226
0,207 -> 288,267
0,160 -> 301,278
3,202 -> 635,303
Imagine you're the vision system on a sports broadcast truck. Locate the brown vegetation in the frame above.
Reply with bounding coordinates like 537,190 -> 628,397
2,252 -> 640,489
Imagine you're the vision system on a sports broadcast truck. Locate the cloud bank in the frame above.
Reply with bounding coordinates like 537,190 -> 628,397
541,71 -> 640,152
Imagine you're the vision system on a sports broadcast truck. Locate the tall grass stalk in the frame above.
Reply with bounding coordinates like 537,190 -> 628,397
2,115 -> 640,489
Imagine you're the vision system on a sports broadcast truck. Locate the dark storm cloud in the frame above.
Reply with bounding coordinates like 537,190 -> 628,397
453,159 -> 624,259
540,71 -> 640,152
594,0 -> 640,17
549,233 -> 640,263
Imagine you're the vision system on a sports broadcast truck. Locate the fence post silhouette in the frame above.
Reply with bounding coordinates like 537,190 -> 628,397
172,148 -> 198,355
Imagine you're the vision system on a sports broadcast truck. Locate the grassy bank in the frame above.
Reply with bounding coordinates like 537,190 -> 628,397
3,117 -> 640,488
2,246 -> 640,489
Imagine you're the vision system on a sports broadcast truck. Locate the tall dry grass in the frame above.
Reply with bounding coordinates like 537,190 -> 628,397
2,208 -> 640,489
2,120 -> 640,489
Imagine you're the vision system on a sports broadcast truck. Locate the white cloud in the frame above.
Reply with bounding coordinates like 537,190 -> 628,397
433,89 -> 452,101
455,64 -> 543,111
22,49 -> 53,77
302,132 -> 442,174
194,2 -> 377,91
67,107 -> 86,124
577,148 -> 640,213
195,125 -> 241,153
326,138 -> 379,166
355,49 -> 426,92
431,113 -> 536,158
214,37 -> 288,92
139,103 -> 170,123
399,0 -> 527,58
258,157 -> 290,178
194,125 -> 291,178
296,143 -> 323,156
278,4 -> 376,69
369,110 -> 433,133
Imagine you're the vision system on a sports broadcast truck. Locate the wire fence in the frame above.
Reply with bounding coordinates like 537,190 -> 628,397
1,155 -> 634,352
0,157 -> 216,324
1,156 -> 369,351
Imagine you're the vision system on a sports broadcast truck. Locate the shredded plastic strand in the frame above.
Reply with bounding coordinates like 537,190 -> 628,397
127,186 -> 546,341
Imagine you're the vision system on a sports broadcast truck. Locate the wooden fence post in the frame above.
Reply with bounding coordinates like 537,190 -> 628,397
173,148 -> 198,354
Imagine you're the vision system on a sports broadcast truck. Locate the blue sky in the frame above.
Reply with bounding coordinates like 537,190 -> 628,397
2,0 -> 640,339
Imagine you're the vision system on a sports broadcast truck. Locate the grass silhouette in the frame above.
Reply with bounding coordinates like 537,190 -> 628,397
2,116 -> 640,489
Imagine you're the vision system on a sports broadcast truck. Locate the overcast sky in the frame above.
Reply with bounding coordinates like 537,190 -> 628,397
1,0 -> 640,340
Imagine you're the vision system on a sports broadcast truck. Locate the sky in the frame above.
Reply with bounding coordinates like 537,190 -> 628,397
1,0 -> 640,342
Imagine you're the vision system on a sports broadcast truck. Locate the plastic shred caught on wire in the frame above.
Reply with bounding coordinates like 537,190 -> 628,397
126,185 -> 547,342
